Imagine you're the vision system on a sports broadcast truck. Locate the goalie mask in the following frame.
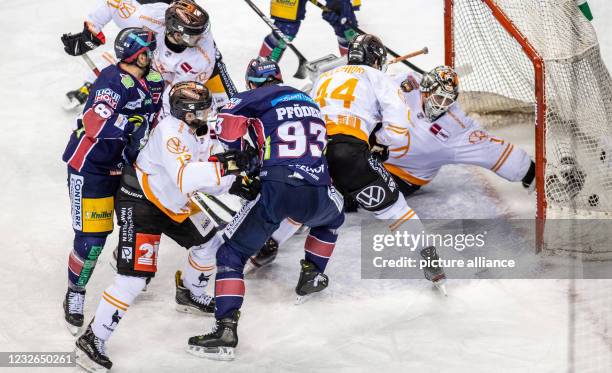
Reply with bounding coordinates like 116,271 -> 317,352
169,81 -> 212,131
420,66 -> 459,121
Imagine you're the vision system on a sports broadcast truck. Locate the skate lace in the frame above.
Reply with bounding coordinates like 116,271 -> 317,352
68,291 -> 85,314
94,336 -> 107,356
191,293 -> 214,306
313,274 -> 326,287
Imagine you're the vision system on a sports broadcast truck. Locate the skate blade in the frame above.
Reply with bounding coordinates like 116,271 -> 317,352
295,294 -> 317,305
63,98 -> 82,111
66,321 -> 82,336
75,348 -> 109,373
186,345 -> 235,361
434,280 -> 448,297
175,303 -> 213,316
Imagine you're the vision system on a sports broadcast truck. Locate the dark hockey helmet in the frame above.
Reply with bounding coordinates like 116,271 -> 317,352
114,27 -> 157,63
347,34 -> 387,70
420,65 -> 459,121
169,81 -> 213,129
245,57 -> 283,90
165,0 -> 210,47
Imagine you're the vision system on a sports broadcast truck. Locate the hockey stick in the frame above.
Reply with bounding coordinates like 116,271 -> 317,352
191,193 -> 229,228
243,0 -> 309,79
388,47 -> 428,65
206,194 -> 237,216
307,0 -> 426,74
81,53 -> 101,77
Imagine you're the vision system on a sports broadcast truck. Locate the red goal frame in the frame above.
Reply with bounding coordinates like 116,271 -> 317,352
444,0 -> 548,247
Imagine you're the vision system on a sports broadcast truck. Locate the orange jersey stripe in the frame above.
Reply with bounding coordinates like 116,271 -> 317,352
389,210 -> 417,231
384,164 -> 430,186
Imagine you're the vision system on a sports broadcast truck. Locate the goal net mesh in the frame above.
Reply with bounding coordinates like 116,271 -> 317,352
449,0 -> 612,218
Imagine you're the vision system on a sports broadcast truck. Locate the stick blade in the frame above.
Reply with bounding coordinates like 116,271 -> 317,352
293,57 -> 309,79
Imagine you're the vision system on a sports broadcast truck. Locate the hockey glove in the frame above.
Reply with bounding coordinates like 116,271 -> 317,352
323,0 -> 358,38
229,176 -> 261,201
61,23 -> 105,56
126,114 -> 147,134
209,145 -> 259,176
370,145 -> 389,163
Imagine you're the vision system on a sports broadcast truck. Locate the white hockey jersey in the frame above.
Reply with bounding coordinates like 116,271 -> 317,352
86,0 -> 167,34
86,0 -> 218,115
383,73 -> 531,186
310,65 -> 411,148
135,116 -> 235,222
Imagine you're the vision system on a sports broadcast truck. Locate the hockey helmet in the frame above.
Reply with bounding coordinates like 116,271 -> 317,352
420,66 -> 459,121
347,34 -> 387,70
165,0 -> 210,47
114,27 -> 157,63
245,57 -> 283,90
169,81 -> 213,129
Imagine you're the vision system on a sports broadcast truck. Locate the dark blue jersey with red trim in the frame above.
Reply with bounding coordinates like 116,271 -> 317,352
62,64 -> 164,176
217,84 -> 330,186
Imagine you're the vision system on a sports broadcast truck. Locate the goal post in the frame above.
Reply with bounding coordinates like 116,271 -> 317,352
444,0 -> 612,255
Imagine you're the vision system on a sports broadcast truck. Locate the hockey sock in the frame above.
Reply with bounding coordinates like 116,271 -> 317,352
68,235 -> 107,291
91,275 -> 146,341
182,235 -> 222,298
271,218 -> 303,246
258,19 -> 300,62
214,243 -> 248,320
374,197 -> 427,238
304,226 -> 338,273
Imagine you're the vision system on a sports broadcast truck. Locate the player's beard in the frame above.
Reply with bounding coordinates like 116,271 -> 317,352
136,56 -> 152,77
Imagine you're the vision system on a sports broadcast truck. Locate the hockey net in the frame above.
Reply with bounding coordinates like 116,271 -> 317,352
445,0 -> 612,258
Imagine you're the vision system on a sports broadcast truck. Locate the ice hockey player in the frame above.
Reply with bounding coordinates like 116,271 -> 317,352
311,34 -> 446,288
186,57 -> 345,360
259,0 -> 361,62
62,27 -> 164,336
382,66 -> 537,196
61,0 -> 237,111
74,81 -> 256,372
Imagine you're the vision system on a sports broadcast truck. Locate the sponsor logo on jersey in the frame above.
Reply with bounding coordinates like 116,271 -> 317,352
270,93 -> 315,107
430,123 -> 450,142
356,186 -> 386,208
166,137 -> 189,154
468,130 -> 489,144
224,195 -> 261,239
121,246 -> 133,262
94,88 -> 120,109
70,174 -> 84,231
120,206 -> 135,244
223,97 -> 242,110
82,197 -> 114,233
134,233 -> 160,272
121,74 -> 135,89
125,89 -> 147,110
180,62 -> 193,73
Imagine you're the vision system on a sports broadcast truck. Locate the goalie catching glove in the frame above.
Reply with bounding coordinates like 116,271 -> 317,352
61,23 -> 106,56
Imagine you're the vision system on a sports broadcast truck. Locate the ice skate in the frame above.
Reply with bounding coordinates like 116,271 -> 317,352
75,324 -> 112,372
175,270 -> 215,315
244,237 -> 278,274
63,288 -> 85,335
420,246 -> 447,296
187,310 -> 240,361
295,259 -> 329,304
64,82 -> 92,111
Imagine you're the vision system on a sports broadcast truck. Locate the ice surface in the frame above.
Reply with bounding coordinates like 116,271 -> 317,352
0,1 -> 610,372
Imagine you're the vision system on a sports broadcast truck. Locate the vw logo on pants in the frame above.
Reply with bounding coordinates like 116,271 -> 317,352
356,186 -> 386,208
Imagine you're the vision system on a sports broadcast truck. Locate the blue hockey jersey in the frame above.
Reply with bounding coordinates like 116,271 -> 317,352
216,84 -> 331,186
62,64 -> 164,175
